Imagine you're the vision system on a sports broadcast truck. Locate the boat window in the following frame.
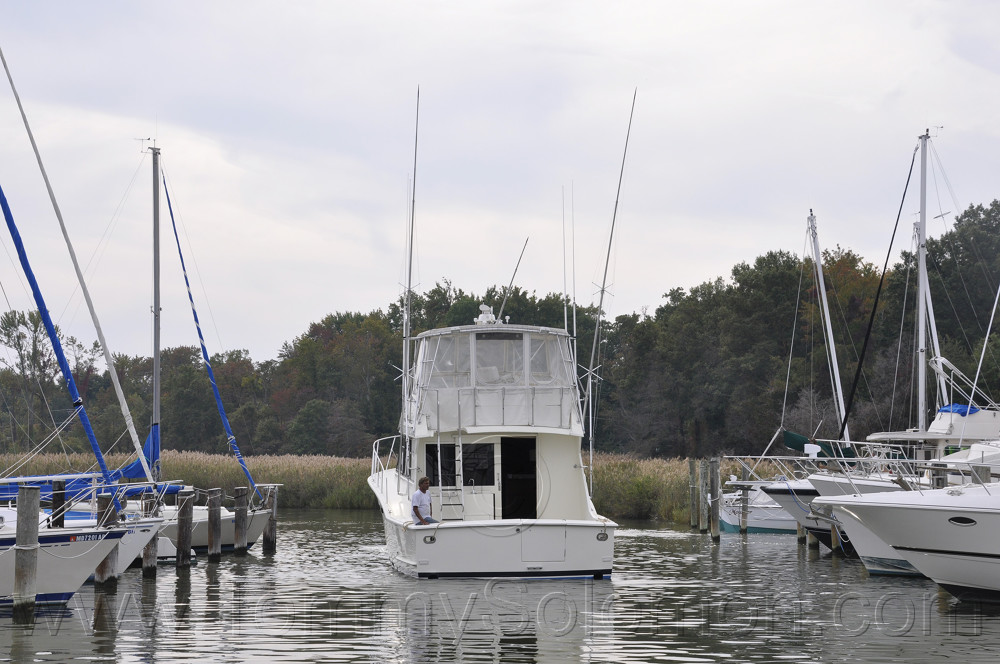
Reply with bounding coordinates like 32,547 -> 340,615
462,443 -> 495,486
529,333 -> 574,386
420,336 -> 471,389
426,444 -> 457,487
475,332 -> 523,385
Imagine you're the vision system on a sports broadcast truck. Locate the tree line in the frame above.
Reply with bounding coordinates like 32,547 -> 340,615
3,201 -> 1000,460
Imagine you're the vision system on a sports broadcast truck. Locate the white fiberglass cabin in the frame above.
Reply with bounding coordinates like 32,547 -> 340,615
369,307 -> 616,579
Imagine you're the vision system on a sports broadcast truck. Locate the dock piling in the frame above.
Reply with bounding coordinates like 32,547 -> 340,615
14,485 -> 40,625
971,464 -> 991,485
94,492 -> 118,589
234,486 -> 248,556
688,459 -> 698,529
698,459 -> 709,534
51,479 -> 65,528
208,488 -> 222,562
739,466 -> 749,534
263,485 -> 278,554
709,457 -> 720,543
142,493 -> 158,578
176,489 -> 194,568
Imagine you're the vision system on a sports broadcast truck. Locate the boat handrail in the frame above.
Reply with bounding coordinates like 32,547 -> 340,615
371,435 -> 400,477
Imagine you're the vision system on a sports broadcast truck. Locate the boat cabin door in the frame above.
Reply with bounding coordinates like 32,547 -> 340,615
500,437 -> 536,519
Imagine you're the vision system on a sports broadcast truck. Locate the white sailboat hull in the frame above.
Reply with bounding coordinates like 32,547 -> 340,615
719,487 -> 797,534
0,526 -> 126,605
158,504 -> 269,551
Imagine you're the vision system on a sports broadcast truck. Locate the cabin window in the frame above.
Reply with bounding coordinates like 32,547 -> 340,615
475,332 -> 524,385
528,333 -> 575,386
422,336 -> 471,389
462,443 -> 495,487
425,444 -> 457,487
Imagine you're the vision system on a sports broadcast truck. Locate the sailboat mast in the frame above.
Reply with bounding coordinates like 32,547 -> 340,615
808,210 -> 850,441
151,146 -> 162,481
917,130 -> 929,432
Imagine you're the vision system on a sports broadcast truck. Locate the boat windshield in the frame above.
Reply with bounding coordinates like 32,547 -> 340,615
415,330 -> 575,389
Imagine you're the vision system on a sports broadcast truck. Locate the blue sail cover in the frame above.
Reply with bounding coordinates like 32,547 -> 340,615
939,403 -> 980,416
112,431 -> 159,481
163,178 -> 260,499
0,184 -> 118,504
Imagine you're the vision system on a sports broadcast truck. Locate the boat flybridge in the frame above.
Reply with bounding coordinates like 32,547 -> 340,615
369,305 -> 616,579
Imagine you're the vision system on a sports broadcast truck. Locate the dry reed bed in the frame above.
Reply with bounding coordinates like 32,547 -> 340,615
0,452 -> 758,520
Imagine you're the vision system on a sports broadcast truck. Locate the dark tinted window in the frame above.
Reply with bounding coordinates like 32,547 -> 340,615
463,443 -> 495,486
426,444 -> 456,486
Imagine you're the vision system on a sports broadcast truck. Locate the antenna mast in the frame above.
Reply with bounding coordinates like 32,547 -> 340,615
497,237 -> 529,322
402,88 -> 419,477
584,89 -> 637,495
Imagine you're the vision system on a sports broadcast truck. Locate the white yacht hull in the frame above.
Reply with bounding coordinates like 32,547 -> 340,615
808,473 -> 918,575
816,483 -> 1000,599
0,526 -> 126,605
380,513 -> 615,579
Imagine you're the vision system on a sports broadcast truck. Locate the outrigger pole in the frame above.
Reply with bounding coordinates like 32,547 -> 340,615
584,88 -> 637,496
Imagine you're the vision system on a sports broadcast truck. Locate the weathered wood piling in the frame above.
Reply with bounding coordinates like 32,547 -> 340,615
972,464 -> 991,484
709,457 -> 720,543
176,489 -> 194,568
208,488 -> 222,563
14,485 -> 40,624
93,492 -> 118,589
688,459 -> 698,529
263,485 -> 279,554
698,459 -> 709,534
234,486 -> 248,556
142,493 -> 158,578
739,466 -> 750,534
50,479 -> 65,528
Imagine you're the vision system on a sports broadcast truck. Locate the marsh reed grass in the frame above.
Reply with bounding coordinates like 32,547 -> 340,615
0,452 -> 753,520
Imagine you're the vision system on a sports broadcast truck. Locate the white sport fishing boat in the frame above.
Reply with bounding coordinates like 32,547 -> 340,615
369,306 -> 616,578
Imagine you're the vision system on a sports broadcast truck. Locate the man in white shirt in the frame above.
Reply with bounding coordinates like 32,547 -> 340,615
412,476 -> 437,525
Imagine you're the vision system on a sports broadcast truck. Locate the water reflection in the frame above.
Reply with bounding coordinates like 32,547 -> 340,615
2,510 -> 1000,662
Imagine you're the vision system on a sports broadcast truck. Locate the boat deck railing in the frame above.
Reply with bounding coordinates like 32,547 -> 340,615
371,435 -> 412,498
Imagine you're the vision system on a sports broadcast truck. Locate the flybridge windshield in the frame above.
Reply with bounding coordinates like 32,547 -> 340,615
415,330 -> 576,390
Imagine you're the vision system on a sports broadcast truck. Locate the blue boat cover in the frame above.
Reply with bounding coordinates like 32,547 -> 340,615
939,403 -> 980,416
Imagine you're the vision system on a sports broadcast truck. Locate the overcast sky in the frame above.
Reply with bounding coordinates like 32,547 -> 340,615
1,1 -> 999,363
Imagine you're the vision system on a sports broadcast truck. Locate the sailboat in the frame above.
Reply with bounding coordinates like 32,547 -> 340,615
0,183 -> 131,604
811,130 -> 1000,583
137,147 -> 272,553
758,210 -> 857,549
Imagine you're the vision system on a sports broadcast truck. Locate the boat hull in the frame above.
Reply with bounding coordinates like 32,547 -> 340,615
159,504 -> 269,552
808,473 -> 918,575
817,484 -> 1000,599
380,514 -> 614,579
718,489 -> 797,534
0,527 -> 126,605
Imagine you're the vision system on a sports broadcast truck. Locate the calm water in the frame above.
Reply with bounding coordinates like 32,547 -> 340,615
2,509 -> 1000,662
